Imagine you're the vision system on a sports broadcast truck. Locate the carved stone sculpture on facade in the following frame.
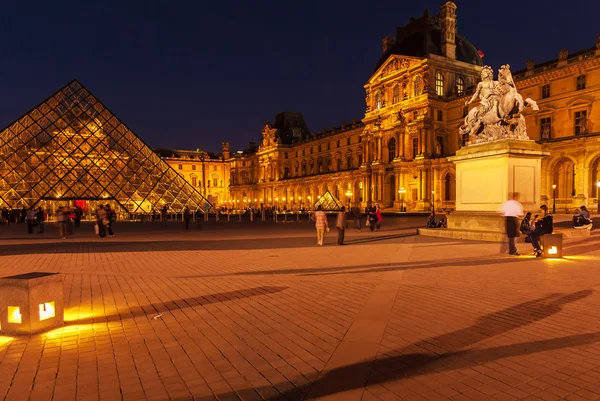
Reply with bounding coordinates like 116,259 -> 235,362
460,65 -> 539,144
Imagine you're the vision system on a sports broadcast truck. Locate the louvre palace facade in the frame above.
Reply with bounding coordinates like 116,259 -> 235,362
196,1 -> 600,213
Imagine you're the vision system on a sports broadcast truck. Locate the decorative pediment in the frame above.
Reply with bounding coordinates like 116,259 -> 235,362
566,96 -> 594,110
366,55 -> 424,85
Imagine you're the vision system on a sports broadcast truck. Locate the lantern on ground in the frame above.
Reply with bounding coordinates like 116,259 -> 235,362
0,272 -> 64,335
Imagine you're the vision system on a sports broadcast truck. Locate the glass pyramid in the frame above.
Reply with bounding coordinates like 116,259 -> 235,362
313,190 -> 343,211
0,80 -> 211,214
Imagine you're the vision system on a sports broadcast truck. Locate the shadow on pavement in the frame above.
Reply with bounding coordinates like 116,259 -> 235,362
0,232 -> 417,256
175,290 -> 595,401
65,286 -> 288,325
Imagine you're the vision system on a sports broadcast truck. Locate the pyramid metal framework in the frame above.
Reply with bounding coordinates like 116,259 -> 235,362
313,190 -> 343,211
0,80 -> 211,213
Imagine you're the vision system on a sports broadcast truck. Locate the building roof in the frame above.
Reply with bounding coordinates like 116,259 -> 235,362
374,10 -> 483,72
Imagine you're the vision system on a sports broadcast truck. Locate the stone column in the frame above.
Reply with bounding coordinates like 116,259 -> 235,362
400,128 -> 406,159
378,136 -> 383,161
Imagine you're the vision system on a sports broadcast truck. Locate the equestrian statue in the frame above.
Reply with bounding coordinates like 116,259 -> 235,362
460,65 -> 539,144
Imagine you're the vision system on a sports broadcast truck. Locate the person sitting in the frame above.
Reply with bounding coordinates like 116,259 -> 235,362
573,205 -> 593,229
520,212 -> 533,242
436,215 -> 447,228
426,213 -> 437,228
530,205 -> 553,258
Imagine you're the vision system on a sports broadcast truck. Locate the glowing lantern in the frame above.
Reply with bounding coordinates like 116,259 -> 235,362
541,234 -> 563,258
0,272 -> 64,335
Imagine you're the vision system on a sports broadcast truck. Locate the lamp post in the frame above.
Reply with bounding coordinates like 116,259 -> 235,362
597,181 -> 600,214
552,184 -> 556,214
398,187 -> 406,212
431,190 -> 435,212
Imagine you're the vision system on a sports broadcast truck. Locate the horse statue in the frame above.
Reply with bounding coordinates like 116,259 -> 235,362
460,65 -> 539,143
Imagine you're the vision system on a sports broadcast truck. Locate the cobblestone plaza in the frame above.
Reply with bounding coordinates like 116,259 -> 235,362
1,219 -> 599,401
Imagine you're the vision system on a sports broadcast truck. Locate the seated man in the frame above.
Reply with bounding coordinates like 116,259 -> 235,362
530,205 -> 553,258
426,213 -> 437,228
573,205 -> 593,229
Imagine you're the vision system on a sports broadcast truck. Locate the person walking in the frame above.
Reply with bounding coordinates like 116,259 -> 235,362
56,206 -> 68,239
501,192 -> 523,256
105,204 -> 115,237
336,206 -> 347,245
311,205 -> 329,246
375,204 -> 382,230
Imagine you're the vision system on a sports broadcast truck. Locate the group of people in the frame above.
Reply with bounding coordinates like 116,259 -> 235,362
94,204 -> 116,238
503,193 -> 554,257
311,203 -> 384,246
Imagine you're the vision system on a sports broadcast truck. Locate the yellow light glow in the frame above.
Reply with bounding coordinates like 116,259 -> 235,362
39,302 -> 56,321
548,246 -> 558,255
7,306 -> 24,325
8,306 -> 22,324
0,336 -> 13,349
44,324 -> 94,341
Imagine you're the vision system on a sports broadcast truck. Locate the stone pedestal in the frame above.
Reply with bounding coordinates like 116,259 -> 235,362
0,272 -> 64,335
420,140 -> 550,242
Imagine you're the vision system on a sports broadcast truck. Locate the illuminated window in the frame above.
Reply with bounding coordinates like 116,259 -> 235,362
213,178 -> 218,187
388,138 -> 396,162
8,306 -> 22,323
375,91 -> 382,109
192,165 -> 196,170
392,85 -> 400,103
412,137 -> 419,159
39,302 -> 55,321
413,76 -> 421,97
456,76 -> 465,96
178,164 -> 182,170
435,71 -> 444,97
191,176 -> 197,187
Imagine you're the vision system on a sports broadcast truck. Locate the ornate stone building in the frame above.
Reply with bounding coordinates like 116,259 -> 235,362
159,147 -> 231,207
172,1 -> 600,213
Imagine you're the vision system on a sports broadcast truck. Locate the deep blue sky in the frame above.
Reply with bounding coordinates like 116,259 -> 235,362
2,0 -> 598,153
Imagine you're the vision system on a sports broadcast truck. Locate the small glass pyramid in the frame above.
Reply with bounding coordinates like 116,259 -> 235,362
313,190 -> 343,211
0,80 -> 211,215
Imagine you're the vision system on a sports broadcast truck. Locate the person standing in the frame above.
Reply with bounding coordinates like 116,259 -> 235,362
352,206 -> 361,231
56,206 -> 68,239
375,204 -> 382,230
26,207 -> 36,234
311,205 -> 329,246
36,207 -> 45,234
501,192 -> 523,256
183,207 -> 191,230
336,206 -> 347,245
105,204 -> 115,237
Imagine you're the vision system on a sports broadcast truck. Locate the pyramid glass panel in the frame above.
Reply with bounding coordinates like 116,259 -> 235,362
0,80 -> 212,214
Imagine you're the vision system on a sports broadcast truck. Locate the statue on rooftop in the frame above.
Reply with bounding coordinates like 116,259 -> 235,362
460,65 -> 539,144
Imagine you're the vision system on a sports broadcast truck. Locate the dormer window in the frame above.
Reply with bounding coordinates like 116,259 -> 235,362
435,71 -> 444,97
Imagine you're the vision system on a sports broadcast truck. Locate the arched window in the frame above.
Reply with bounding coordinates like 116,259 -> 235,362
375,91 -> 382,109
387,138 -> 396,163
337,159 -> 342,171
347,156 -> 353,169
413,76 -> 421,97
436,71 -> 444,97
392,85 -> 400,104
445,175 -> 451,201
456,76 -> 464,96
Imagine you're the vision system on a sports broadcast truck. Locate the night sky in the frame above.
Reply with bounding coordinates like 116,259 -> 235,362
2,0 -> 598,154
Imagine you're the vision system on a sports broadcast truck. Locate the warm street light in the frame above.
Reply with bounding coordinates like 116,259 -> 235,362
398,187 -> 406,212
431,189 -> 435,212
552,184 -> 557,214
345,189 -> 352,210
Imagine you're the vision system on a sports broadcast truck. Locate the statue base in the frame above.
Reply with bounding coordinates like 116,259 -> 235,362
420,139 -> 550,242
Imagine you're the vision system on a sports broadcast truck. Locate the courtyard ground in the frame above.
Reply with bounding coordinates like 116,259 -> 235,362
0,216 -> 600,401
